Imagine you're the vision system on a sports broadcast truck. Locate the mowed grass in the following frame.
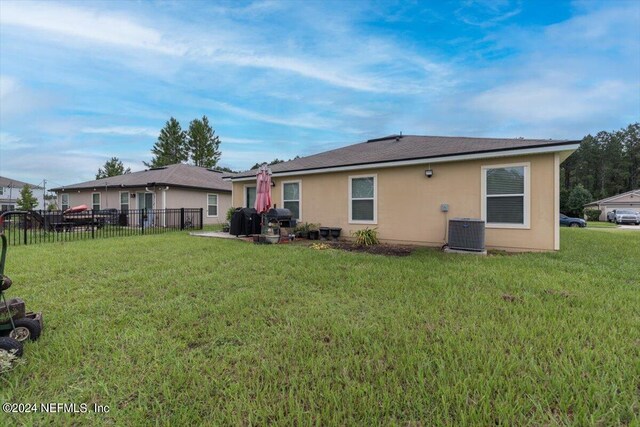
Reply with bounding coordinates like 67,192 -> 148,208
0,229 -> 638,425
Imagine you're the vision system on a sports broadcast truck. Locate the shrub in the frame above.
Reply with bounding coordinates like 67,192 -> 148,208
226,207 -> 236,222
584,209 -> 602,221
294,222 -> 319,237
351,227 -> 379,246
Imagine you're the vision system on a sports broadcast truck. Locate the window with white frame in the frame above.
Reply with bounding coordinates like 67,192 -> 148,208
120,192 -> 129,211
349,175 -> 376,223
282,181 -> 301,220
482,163 -> 529,227
245,186 -> 256,209
207,194 -> 218,217
92,193 -> 101,211
60,194 -> 70,211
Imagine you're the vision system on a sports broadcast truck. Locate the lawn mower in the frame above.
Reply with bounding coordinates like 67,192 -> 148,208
0,211 -> 43,358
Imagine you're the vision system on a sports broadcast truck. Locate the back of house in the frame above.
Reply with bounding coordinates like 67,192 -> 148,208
226,135 -> 580,251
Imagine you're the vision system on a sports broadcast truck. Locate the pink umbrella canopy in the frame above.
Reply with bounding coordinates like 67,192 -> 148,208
254,165 -> 272,214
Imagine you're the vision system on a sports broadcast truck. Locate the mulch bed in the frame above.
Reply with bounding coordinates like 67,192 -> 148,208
318,241 -> 415,257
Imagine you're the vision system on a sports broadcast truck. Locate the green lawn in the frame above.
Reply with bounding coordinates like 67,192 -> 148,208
1,229 -> 638,425
586,221 -> 619,228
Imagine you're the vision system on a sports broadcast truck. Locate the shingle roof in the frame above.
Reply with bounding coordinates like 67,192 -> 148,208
584,189 -> 640,206
50,163 -> 232,192
0,176 -> 43,189
227,135 -> 580,179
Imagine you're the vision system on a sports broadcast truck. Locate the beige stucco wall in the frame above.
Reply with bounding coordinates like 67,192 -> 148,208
233,153 -> 561,251
56,186 -> 231,225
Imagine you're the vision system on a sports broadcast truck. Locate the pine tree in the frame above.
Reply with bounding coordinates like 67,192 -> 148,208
144,117 -> 188,167
187,116 -> 221,168
96,157 -> 131,179
16,185 -> 38,210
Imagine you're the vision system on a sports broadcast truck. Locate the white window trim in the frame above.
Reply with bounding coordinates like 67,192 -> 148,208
243,184 -> 256,209
92,192 -> 101,211
60,193 -> 70,210
481,162 -> 530,229
281,180 -> 302,220
119,191 -> 130,211
206,193 -> 219,217
348,174 -> 377,225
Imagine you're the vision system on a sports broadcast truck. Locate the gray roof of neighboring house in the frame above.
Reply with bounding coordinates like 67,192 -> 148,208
584,189 -> 640,206
0,176 -> 43,189
226,134 -> 580,179
50,163 -> 232,192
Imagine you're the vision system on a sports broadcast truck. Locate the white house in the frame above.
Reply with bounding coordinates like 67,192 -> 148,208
0,176 -> 47,211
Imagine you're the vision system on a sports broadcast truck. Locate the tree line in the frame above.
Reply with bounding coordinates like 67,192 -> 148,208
561,122 -> 639,216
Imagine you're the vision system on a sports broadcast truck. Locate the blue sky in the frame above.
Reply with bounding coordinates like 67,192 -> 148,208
1,0 -> 639,186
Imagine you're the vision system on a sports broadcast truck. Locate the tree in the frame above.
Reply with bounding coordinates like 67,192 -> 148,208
187,116 -> 221,168
96,157 -> 131,179
144,117 -> 188,167
215,166 -> 238,173
560,122 -> 639,206
566,184 -> 592,217
250,156 -> 300,170
16,185 -> 38,211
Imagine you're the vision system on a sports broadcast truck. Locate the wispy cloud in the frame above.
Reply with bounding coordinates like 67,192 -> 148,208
209,101 -> 339,131
0,1 -> 184,55
81,126 -> 158,137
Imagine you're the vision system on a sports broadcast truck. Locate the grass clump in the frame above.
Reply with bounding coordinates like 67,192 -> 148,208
351,227 -> 379,245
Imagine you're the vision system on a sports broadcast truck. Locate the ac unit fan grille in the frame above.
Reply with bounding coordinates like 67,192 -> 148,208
448,218 -> 485,251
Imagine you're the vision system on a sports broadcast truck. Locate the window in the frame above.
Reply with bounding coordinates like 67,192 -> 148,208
482,163 -> 530,228
282,181 -> 301,220
120,192 -> 129,211
0,187 -> 3,196
245,186 -> 256,209
60,194 -> 70,211
349,175 -> 377,224
1,204 -> 15,212
207,194 -> 218,217
92,193 -> 101,211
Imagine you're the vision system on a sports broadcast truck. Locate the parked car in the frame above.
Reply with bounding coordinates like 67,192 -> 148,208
612,209 -> 640,225
560,214 -> 587,227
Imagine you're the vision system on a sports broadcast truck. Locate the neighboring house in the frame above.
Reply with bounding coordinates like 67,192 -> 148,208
50,163 -> 232,225
0,176 -> 46,211
226,135 -> 580,251
584,189 -> 640,221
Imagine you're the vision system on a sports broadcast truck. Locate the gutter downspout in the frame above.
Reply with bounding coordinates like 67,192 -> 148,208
161,186 -> 169,227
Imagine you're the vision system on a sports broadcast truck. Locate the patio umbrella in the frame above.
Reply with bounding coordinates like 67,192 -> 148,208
254,164 -> 272,214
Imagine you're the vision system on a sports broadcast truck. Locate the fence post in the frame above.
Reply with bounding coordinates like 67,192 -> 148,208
91,209 -> 95,239
180,208 -> 185,230
141,209 -> 145,235
199,208 -> 203,229
23,218 -> 28,245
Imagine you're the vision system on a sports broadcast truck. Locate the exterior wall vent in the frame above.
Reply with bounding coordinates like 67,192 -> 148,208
448,218 -> 485,252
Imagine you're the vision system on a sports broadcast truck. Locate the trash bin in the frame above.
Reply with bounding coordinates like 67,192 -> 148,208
118,213 -> 128,226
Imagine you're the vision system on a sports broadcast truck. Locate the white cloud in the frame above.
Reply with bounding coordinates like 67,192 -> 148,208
209,101 -> 339,131
222,137 -> 265,145
0,132 -> 34,150
0,2 -> 453,95
469,79 -> 631,122
81,126 -> 158,137
0,1 -> 184,55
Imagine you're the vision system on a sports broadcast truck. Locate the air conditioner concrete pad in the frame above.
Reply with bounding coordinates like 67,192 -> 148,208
443,248 -> 487,256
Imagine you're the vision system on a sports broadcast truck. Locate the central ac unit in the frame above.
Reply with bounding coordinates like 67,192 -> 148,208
448,218 -> 485,252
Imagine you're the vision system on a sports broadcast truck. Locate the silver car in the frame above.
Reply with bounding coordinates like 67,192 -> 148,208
614,209 -> 640,225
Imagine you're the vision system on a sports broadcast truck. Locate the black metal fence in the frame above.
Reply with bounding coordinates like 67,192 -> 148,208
1,208 -> 203,246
